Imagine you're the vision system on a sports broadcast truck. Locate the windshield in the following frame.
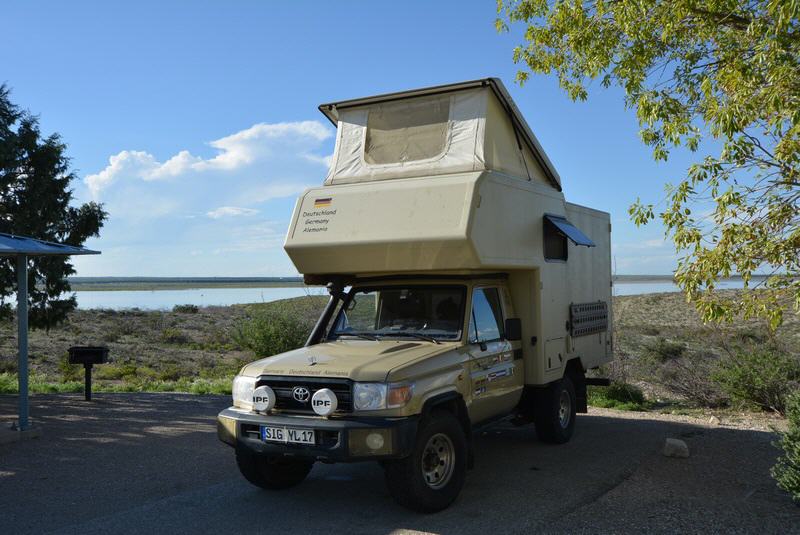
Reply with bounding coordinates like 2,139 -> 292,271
330,285 -> 465,342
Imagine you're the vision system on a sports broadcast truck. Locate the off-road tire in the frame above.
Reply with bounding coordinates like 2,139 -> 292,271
235,447 -> 314,490
383,409 -> 467,513
534,376 -> 577,444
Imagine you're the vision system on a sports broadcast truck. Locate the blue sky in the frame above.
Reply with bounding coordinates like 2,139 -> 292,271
2,1 -> 697,276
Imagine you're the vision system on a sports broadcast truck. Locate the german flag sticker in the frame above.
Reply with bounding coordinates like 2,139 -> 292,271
314,197 -> 332,208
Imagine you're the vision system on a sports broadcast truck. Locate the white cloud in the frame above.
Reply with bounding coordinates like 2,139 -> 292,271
75,120 -> 335,276
206,206 -> 259,219
85,120 -> 333,198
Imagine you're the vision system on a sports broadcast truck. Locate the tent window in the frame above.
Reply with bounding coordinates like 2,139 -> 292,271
364,95 -> 450,165
544,218 -> 568,261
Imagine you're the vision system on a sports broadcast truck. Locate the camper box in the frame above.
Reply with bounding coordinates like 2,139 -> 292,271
220,79 -> 614,512
284,78 -> 612,385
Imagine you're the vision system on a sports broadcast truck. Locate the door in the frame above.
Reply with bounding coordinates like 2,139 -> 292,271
467,286 -> 523,423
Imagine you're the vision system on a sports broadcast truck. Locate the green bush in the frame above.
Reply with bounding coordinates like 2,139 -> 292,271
0,372 -> 16,394
712,349 -> 800,414
161,327 -> 190,345
644,337 -> 686,362
94,362 -> 139,380
157,363 -> 184,381
588,382 -> 648,411
58,354 -> 82,382
772,392 -> 800,503
173,304 -> 199,314
0,359 -> 17,373
638,351 -> 729,407
233,308 -> 311,357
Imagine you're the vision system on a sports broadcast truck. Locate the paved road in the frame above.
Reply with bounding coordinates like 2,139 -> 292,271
1,394 -> 798,534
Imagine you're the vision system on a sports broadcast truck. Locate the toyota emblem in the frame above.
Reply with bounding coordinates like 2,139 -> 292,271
292,386 -> 311,403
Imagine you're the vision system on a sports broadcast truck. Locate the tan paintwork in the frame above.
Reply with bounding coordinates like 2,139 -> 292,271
240,339 -> 459,384
229,79 -> 612,431
237,278 -> 527,422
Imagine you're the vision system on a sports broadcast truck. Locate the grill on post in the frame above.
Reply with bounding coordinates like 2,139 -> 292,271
255,376 -> 353,414
68,346 -> 109,401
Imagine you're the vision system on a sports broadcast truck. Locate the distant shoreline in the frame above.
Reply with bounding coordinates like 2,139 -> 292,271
68,277 -> 306,291
65,275 -> 770,292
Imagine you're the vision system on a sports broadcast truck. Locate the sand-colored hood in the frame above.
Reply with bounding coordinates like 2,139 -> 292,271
240,339 -> 457,383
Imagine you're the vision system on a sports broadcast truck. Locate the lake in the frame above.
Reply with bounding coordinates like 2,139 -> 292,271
74,287 -> 325,310
71,280 -> 751,310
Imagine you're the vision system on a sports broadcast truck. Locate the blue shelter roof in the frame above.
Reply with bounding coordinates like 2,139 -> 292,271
0,233 -> 100,256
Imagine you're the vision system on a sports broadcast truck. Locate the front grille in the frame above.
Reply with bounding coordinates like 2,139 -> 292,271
256,376 -> 353,414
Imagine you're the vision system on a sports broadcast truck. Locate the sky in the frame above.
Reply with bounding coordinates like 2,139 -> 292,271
1,1 -> 700,276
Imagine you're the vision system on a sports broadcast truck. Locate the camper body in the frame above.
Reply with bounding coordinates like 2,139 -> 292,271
218,79 -> 612,512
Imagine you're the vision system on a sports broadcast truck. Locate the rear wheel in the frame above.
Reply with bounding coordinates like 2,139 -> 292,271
235,447 -> 314,490
534,376 -> 577,444
384,409 -> 467,513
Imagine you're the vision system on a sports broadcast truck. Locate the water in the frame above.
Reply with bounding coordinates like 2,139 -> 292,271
72,280 -> 752,310
613,279 -> 747,296
74,287 -> 322,310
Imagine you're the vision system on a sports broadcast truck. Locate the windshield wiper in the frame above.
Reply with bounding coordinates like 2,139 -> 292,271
386,332 -> 441,344
335,332 -> 380,341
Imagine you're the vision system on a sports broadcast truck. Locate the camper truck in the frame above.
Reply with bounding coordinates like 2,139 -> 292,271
217,78 -> 612,512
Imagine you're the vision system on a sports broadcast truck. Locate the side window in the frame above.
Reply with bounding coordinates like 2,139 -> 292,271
544,218 -> 568,261
468,288 -> 504,343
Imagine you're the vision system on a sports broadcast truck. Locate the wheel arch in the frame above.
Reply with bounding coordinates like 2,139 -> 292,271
564,357 -> 587,413
420,391 -> 474,468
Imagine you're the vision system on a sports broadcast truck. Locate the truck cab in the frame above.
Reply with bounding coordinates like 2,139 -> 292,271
218,79 -> 612,512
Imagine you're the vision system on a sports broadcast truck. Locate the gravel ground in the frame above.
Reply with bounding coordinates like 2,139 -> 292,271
1,393 -> 798,534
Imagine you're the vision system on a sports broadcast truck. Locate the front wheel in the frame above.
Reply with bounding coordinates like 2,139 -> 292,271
235,447 -> 314,490
383,409 -> 467,513
534,376 -> 577,444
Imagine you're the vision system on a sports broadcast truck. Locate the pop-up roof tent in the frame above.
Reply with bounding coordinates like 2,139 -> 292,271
318,78 -> 562,190
285,78 -> 602,277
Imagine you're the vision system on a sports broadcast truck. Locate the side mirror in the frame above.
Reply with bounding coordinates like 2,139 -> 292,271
504,318 -> 522,341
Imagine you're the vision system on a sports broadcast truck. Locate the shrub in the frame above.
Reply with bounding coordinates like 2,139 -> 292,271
772,391 -> 800,503
157,363 -> 184,381
644,337 -> 686,362
637,345 -> 729,407
712,349 -> 800,414
173,304 -> 199,314
58,353 -> 82,382
0,359 -> 17,373
161,327 -> 190,345
94,362 -> 140,380
588,382 -> 648,411
233,308 -> 311,357
0,373 -> 16,394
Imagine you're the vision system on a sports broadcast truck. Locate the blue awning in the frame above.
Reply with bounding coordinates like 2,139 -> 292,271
544,215 -> 595,247
0,233 -> 100,256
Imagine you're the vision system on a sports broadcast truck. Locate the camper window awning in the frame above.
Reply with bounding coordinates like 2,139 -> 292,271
544,215 -> 595,247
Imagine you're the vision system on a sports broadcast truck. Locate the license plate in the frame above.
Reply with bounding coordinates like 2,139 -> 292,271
261,426 -> 315,445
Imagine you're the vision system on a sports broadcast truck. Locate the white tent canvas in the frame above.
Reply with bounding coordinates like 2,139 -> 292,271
319,78 -> 562,190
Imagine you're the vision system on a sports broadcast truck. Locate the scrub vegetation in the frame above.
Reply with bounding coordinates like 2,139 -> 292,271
608,290 -> 800,416
0,291 -> 796,417
0,296 -> 326,396
772,392 -> 800,503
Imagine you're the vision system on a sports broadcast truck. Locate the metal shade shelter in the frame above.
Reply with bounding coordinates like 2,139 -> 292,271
0,233 -> 100,431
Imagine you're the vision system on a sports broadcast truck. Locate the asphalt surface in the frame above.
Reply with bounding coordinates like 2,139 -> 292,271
1,393 -> 798,534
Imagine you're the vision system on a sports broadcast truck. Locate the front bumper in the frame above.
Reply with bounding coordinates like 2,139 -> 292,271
217,407 -> 418,462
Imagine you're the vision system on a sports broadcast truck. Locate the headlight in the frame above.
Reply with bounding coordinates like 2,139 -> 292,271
353,383 -> 413,411
232,375 -> 257,410
353,383 -> 387,411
